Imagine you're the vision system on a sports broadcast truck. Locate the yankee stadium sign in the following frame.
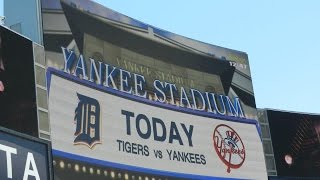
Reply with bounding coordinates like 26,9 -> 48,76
47,66 -> 267,179
61,47 -> 245,119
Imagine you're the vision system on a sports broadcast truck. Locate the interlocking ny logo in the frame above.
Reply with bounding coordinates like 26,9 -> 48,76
74,93 -> 101,148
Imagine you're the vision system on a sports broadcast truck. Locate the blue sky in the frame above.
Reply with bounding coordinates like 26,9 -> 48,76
1,1 -> 319,114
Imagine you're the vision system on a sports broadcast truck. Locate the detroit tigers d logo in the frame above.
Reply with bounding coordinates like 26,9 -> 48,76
74,93 -> 101,148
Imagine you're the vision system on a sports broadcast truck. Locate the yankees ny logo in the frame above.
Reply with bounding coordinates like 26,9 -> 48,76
74,93 -> 101,148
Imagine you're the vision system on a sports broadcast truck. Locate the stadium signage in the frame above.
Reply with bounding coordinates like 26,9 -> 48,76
0,128 -> 52,180
48,69 -> 267,179
213,124 -> 246,173
0,143 -> 39,179
61,47 -> 245,118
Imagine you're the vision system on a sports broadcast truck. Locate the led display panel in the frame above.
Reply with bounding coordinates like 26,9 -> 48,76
267,110 -> 320,178
0,25 -> 38,137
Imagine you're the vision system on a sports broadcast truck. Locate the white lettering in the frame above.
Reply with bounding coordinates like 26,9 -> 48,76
0,144 -> 17,179
23,152 -> 40,180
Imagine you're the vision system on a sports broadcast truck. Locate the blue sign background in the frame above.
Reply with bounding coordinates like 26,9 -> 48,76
0,127 -> 52,180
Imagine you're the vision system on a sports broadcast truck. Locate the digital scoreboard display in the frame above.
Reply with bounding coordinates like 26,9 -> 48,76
0,25 -> 38,137
267,110 -> 320,178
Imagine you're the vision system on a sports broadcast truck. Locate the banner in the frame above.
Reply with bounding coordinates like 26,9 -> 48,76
48,68 -> 267,179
